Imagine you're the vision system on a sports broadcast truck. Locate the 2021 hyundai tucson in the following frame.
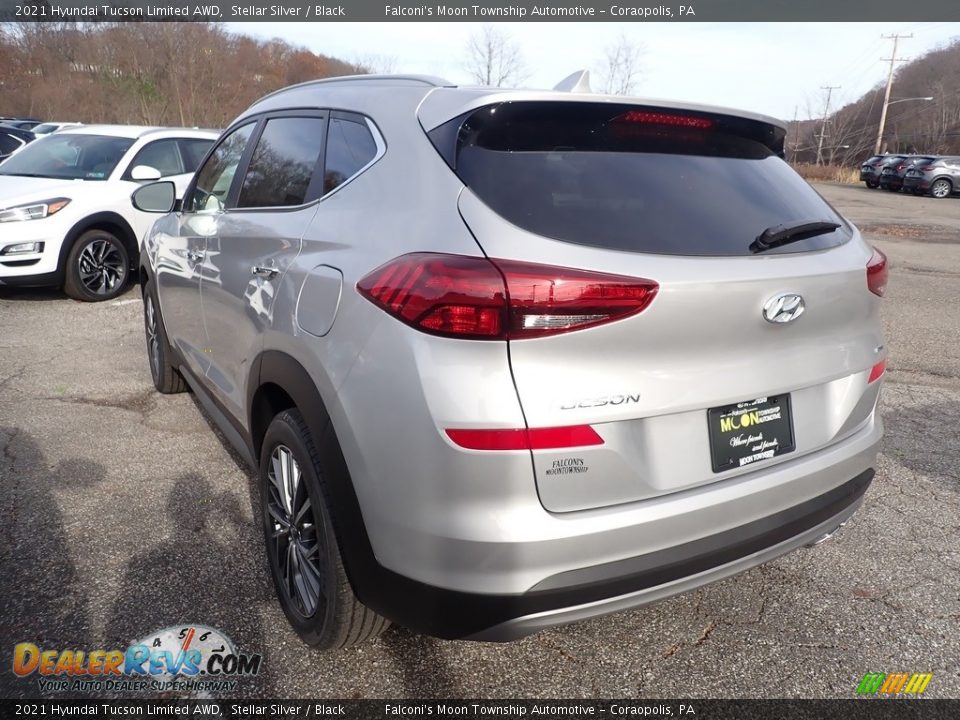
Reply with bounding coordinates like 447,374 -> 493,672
132,75 -> 887,649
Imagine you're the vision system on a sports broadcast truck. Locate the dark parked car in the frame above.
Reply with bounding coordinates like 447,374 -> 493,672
902,156 -> 960,199
0,124 -> 36,162
5,119 -> 43,131
859,154 -> 887,189
879,155 -> 937,192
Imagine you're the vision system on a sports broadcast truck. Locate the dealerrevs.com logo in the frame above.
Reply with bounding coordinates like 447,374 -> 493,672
13,625 -> 262,694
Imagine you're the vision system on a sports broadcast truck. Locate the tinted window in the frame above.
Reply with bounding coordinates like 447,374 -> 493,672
238,117 -> 325,208
179,139 -> 214,172
436,102 -> 849,257
126,139 -> 184,178
0,133 -> 133,181
0,133 -> 23,155
188,123 -> 255,213
323,117 -> 377,194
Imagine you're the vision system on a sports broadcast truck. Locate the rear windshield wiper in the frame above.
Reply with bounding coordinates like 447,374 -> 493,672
750,220 -> 841,253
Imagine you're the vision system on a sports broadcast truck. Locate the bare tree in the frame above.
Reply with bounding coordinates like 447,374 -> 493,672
463,25 -> 526,88
352,53 -> 398,75
597,32 -> 644,96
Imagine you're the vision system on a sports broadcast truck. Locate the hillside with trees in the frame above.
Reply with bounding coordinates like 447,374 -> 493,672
0,23 -> 363,128
790,37 -> 960,165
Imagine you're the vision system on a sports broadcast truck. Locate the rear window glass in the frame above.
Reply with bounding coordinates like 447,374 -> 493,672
432,102 -> 850,257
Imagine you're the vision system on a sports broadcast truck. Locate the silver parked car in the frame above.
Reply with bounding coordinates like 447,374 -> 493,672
132,74 -> 888,649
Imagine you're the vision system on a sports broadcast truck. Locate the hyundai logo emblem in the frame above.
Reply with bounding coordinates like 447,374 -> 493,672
763,293 -> 805,324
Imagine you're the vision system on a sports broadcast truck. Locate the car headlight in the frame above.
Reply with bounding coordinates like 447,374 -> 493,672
0,198 -> 71,223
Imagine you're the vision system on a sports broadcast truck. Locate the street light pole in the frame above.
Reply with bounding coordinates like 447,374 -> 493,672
874,33 -> 911,154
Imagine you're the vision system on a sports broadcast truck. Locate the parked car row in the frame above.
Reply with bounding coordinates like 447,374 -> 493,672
0,118 -> 84,162
860,153 -> 960,198
0,124 -> 217,300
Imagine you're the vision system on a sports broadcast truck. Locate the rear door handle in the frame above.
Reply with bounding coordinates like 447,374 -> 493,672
186,249 -> 204,263
252,266 -> 279,280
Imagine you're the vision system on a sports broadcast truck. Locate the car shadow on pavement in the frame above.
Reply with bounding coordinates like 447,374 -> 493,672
379,626 -> 463,697
0,286 -> 69,302
104,473 -> 276,697
0,428 -> 101,697
882,400 -> 960,485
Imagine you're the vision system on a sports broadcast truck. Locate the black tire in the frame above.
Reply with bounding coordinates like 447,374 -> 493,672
866,181 -> 879,189
63,229 -> 130,301
930,178 -> 953,199
260,409 -> 389,650
142,280 -> 188,394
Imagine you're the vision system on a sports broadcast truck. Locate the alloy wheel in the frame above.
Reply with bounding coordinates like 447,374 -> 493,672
931,180 -> 951,199
78,238 -> 126,295
266,445 -> 325,618
144,295 -> 161,382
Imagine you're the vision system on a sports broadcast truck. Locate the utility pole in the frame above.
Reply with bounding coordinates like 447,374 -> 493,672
874,33 -> 911,154
791,105 -> 799,162
816,85 -> 840,165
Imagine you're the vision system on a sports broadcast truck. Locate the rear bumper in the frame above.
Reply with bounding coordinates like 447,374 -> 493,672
470,469 -> 871,640
358,414 -> 881,639
902,178 -> 930,192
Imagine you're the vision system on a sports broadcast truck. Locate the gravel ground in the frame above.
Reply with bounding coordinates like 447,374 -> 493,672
0,182 -> 957,699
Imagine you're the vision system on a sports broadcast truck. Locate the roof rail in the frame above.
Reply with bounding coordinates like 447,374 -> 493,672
254,74 -> 456,105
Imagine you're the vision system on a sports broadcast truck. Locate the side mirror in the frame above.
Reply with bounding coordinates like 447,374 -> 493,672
130,165 -> 162,181
132,181 -> 176,213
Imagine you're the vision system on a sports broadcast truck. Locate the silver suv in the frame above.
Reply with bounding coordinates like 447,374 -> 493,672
132,75 -> 887,649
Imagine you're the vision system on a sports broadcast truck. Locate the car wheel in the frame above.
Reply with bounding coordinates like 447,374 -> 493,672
930,178 -> 953,199
63,229 -> 130,301
260,409 -> 389,649
866,181 -> 879,189
143,280 -> 189,394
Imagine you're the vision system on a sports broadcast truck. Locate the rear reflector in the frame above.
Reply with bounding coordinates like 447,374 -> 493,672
866,247 -> 888,297
357,253 -> 658,340
446,425 -> 604,451
614,110 -> 714,129
868,359 -> 886,384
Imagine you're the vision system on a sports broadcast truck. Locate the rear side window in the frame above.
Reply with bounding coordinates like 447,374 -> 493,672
0,133 -> 22,155
432,102 -> 850,257
323,117 -> 377,194
238,116 -> 325,208
179,139 -> 214,172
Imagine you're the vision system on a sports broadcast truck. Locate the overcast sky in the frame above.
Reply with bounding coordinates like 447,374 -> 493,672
228,21 -> 959,121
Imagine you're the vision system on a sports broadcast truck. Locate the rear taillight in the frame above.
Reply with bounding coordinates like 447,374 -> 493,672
446,425 -> 604,451
896,164 -> 906,171
919,165 -> 935,172
868,359 -> 886,384
866,247 -> 888,297
357,253 -> 658,340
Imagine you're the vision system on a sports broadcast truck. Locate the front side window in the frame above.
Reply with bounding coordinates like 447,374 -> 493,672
125,139 -> 184,179
0,134 -> 134,181
323,117 -> 378,195
238,116 -> 326,208
187,123 -> 255,213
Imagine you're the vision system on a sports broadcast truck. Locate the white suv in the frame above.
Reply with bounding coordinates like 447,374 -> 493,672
0,125 -> 218,301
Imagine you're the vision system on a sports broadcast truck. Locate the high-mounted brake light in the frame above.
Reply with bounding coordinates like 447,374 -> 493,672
613,111 -> 714,129
867,359 -> 886,384
866,247 -> 888,297
446,425 -> 604,451
357,253 -> 658,340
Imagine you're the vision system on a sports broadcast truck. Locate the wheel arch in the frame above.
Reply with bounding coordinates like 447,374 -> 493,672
248,350 -> 386,612
60,212 -> 140,275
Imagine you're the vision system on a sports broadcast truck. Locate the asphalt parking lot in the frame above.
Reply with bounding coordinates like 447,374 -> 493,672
1,182 -> 958,699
